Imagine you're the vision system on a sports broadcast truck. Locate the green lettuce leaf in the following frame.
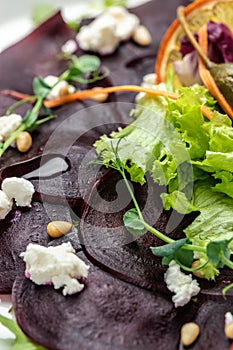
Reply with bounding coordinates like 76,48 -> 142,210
95,85 -> 214,213
0,314 -> 47,350
184,179 -> 233,279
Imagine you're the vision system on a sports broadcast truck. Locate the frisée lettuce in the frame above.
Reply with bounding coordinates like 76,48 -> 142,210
95,84 -> 233,279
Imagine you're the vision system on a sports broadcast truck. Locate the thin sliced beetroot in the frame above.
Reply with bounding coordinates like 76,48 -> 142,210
80,169 -> 233,300
12,261 -> 196,350
0,0 -> 191,169
80,169 -> 197,294
0,201 -> 71,293
190,300 -> 232,349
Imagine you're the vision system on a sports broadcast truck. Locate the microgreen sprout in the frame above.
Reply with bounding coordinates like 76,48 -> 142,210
1,53 -> 109,157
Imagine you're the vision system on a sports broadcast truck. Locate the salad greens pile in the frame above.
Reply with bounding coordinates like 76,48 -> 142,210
95,84 -> 233,280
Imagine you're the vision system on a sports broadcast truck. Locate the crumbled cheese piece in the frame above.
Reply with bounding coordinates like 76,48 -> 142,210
77,6 -> 139,55
135,73 -> 157,102
2,177 -> 35,207
165,260 -> 200,307
61,39 -> 78,54
0,114 -> 22,142
106,6 -> 139,41
20,242 -> 90,296
43,75 -> 76,100
225,312 -> 233,325
0,190 -> 12,220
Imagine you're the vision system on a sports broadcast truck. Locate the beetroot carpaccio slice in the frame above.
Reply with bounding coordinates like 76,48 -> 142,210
0,0 -> 190,169
12,259 -> 196,350
0,201 -> 72,293
80,169 -> 196,294
80,169 -> 233,300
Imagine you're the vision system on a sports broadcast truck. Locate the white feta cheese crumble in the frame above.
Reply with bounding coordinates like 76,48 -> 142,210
165,260 -> 200,307
76,6 -> 139,55
0,114 -> 22,142
61,39 -> 78,54
0,190 -> 12,220
106,6 -> 139,41
43,75 -> 76,101
2,177 -> 35,207
225,312 -> 233,326
135,72 -> 157,102
20,242 -> 90,296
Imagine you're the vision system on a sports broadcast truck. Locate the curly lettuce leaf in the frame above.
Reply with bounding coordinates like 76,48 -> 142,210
184,179 -> 233,279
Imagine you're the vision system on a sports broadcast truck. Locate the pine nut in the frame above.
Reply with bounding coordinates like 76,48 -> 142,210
192,260 -> 205,279
132,25 -> 152,46
91,87 -> 109,103
16,131 -> 32,153
58,84 -> 70,96
181,322 -> 200,346
225,321 -> 233,339
47,221 -> 72,238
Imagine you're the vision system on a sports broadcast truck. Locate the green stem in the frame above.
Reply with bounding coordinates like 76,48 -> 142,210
221,254 -> 233,270
0,123 -> 26,157
120,166 -> 207,249
121,168 -> 174,244
183,243 -> 206,253
5,96 -> 36,116
0,97 -> 44,157
175,258 -> 209,272
222,283 -> 233,298
121,169 -> 144,220
142,220 -> 174,244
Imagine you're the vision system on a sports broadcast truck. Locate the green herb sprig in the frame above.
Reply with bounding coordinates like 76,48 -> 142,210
0,54 -> 108,158
96,139 -> 233,277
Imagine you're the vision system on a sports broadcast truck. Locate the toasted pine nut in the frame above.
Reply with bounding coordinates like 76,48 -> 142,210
47,221 -> 72,238
132,25 -> 152,46
91,87 -> 109,103
181,322 -> 200,346
16,131 -> 32,153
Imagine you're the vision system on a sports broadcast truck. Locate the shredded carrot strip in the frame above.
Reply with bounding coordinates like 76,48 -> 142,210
198,25 -> 233,120
200,105 -> 213,120
2,89 -> 33,102
1,85 -> 214,120
43,85 -> 180,108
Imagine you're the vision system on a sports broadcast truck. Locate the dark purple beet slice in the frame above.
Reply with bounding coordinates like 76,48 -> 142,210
48,231 -> 82,252
190,300 -> 232,349
0,201 -> 72,293
80,169 -> 233,300
79,169 -> 197,295
12,262 -> 196,350
0,0 -> 191,169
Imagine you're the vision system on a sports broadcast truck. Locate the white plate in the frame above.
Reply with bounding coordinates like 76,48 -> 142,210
0,0 -> 150,347
0,0 -> 150,52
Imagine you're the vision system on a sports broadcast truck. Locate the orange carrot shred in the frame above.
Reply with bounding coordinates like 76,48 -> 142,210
1,85 -> 214,121
200,105 -> 214,120
43,85 -> 180,108
1,89 -> 33,102
198,25 -> 233,120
